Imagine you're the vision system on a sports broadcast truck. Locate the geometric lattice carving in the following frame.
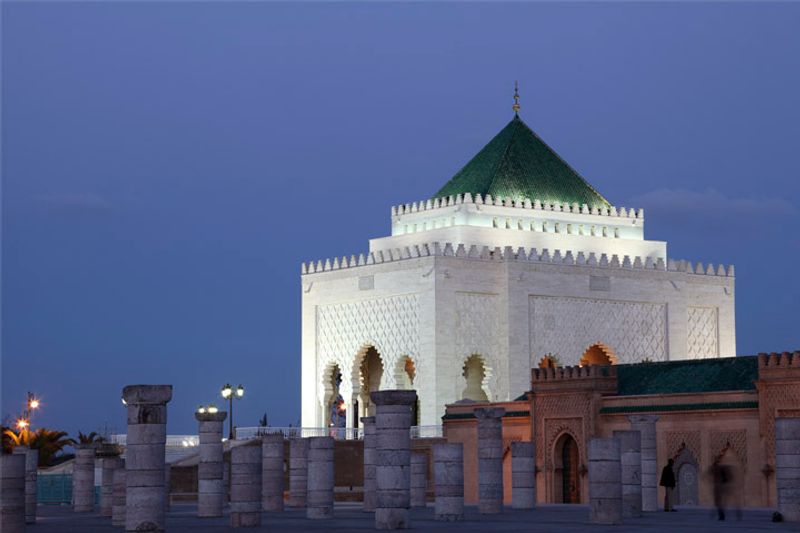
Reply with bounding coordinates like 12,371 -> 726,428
710,429 -> 747,468
687,306 -> 718,358
666,431 -> 702,465
530,295 -> 667,365
455,292 -> 501,399
316,294 -> 419,401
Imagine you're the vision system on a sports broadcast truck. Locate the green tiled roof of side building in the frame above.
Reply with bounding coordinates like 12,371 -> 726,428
433,115 -> 611,209
616,356 -> 758,396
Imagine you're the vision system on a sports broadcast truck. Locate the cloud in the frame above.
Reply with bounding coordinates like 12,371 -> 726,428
34,192 -> 113,213
628,188 -> 797,220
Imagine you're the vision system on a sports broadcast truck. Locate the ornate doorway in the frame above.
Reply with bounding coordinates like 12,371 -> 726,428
554,433 -> 580,503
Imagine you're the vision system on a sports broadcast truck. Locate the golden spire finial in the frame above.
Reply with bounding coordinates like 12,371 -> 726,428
512,80 -> 521,115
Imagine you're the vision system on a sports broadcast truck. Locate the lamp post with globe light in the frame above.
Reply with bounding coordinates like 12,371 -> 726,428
221,384 -> 244,440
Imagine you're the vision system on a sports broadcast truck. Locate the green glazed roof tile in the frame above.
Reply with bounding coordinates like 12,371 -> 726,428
616,356 -> 758,396
434,115 -> 610,208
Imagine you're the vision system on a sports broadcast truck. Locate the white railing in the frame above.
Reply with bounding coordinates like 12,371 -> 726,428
234,426 -> 443,441
109,434 -> 199,447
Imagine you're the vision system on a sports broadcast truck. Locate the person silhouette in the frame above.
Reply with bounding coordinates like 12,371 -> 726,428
659,458 -> 677,512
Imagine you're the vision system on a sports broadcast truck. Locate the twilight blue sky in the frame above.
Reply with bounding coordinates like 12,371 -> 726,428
2,2 -> 799,436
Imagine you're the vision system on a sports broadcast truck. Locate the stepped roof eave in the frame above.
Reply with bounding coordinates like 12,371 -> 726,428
434,115 -> 610,209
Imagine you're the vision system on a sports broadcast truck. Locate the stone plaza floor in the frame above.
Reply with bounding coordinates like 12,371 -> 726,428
32,503 -> 798,532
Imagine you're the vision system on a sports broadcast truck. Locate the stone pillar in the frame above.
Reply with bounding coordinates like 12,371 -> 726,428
0,452 -> 25,533
223,459 -> 231,503
13,445 -> 39,524
112,466 -> 127,527
287,438 -> 308,508
613,430 -> 642,518
261,433 -> 285,512
195,410 -> 227,518
433,443 -> 464,521
628,415 -> 658,512
73,444 -> 96,512
306,436 -> 334,519
230,440 -> 262,528
372,390 -> 417,529
122,384 -> 172,532
475,407 -> 505,514
776,418 -> 800,522
164,465 -> 171,513
361,416 -> 377,512
98,444 -> 123,518
410,452 -> 427,508
588,437 -> 622,525
511,441 -> 535,509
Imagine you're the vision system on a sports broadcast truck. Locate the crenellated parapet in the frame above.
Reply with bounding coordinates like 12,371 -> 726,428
300,241 -> 735,279
391,193 -> 644,220
758,351 -> 800,371
532,364 -> 618,382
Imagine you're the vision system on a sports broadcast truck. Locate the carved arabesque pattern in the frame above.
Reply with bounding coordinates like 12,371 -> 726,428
530,296 -> 667,365
666,431 -> 702,464
710,430 -> 748,468
316,294 -> 420,403
758,383 -> 800,462
687,307 -> 718,358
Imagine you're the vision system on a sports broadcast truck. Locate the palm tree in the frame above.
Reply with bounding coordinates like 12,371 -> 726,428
2,427 -> 76,466
75,431 -> 104,445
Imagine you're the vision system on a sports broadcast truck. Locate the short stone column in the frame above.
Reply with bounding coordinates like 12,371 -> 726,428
613,430 -> 642,518
306,436 -> 334,519
511,441 -> 535,509
361,416 -> 377,512
195,410 -> 227,518
287,438 -> 308,508
261,433 -> 285,512
372,389 -> 417,529
433,443 -> 464,521
410,452 -> 427,508
0,452 -> 25,533
97,444 -> 123,518
475,407 -> 505,514
588,437 -> 623,525
112,466 -> 127,527
628,415 -> 658,512
122,384 -> 172,532
230,440 -> 262,528
13,445 -> 39,524
73,444 -> 96,512
776,418 -> 800,522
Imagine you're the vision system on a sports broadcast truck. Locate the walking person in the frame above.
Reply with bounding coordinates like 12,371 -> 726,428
659,458 -> 677,512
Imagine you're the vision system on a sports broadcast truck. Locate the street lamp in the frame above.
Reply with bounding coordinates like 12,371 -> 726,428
221,384 -> 244,440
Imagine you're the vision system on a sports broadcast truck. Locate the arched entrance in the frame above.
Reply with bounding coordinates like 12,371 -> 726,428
461,354 -> 489,402
579,343 -> 617,366
395,356 -> 420,425
324,364 -> 346,428
355,346 -> 384,420
554,433 -> 580,503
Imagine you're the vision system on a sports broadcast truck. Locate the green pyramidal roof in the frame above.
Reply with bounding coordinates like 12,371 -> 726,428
434,115 -> 610,208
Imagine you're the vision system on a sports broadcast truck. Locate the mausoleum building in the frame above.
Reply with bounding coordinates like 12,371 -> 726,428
301,99 -> 736,429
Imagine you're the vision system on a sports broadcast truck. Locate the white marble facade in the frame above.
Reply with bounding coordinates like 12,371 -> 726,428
301,195 -> 736,428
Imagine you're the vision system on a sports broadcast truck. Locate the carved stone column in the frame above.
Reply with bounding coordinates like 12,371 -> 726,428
613,430 -> 642,518
372,389 -> 417,529
287,438 -> 309,508
511,441 -> 535,509
361,416 -> 377,512
122,384 -> 172,531
195,410 -> 227,518
261,433 -> 285,512
73,444 -> 96,512
628,415 -> 658,512
475,407 -> 505,514
433,443 -> 464,521
588,437 -> 622,525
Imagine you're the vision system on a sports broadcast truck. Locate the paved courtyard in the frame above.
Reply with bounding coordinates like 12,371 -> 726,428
33,503 -> 796,532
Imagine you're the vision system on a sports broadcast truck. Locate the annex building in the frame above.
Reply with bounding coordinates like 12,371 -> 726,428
300,97 -> 736,430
